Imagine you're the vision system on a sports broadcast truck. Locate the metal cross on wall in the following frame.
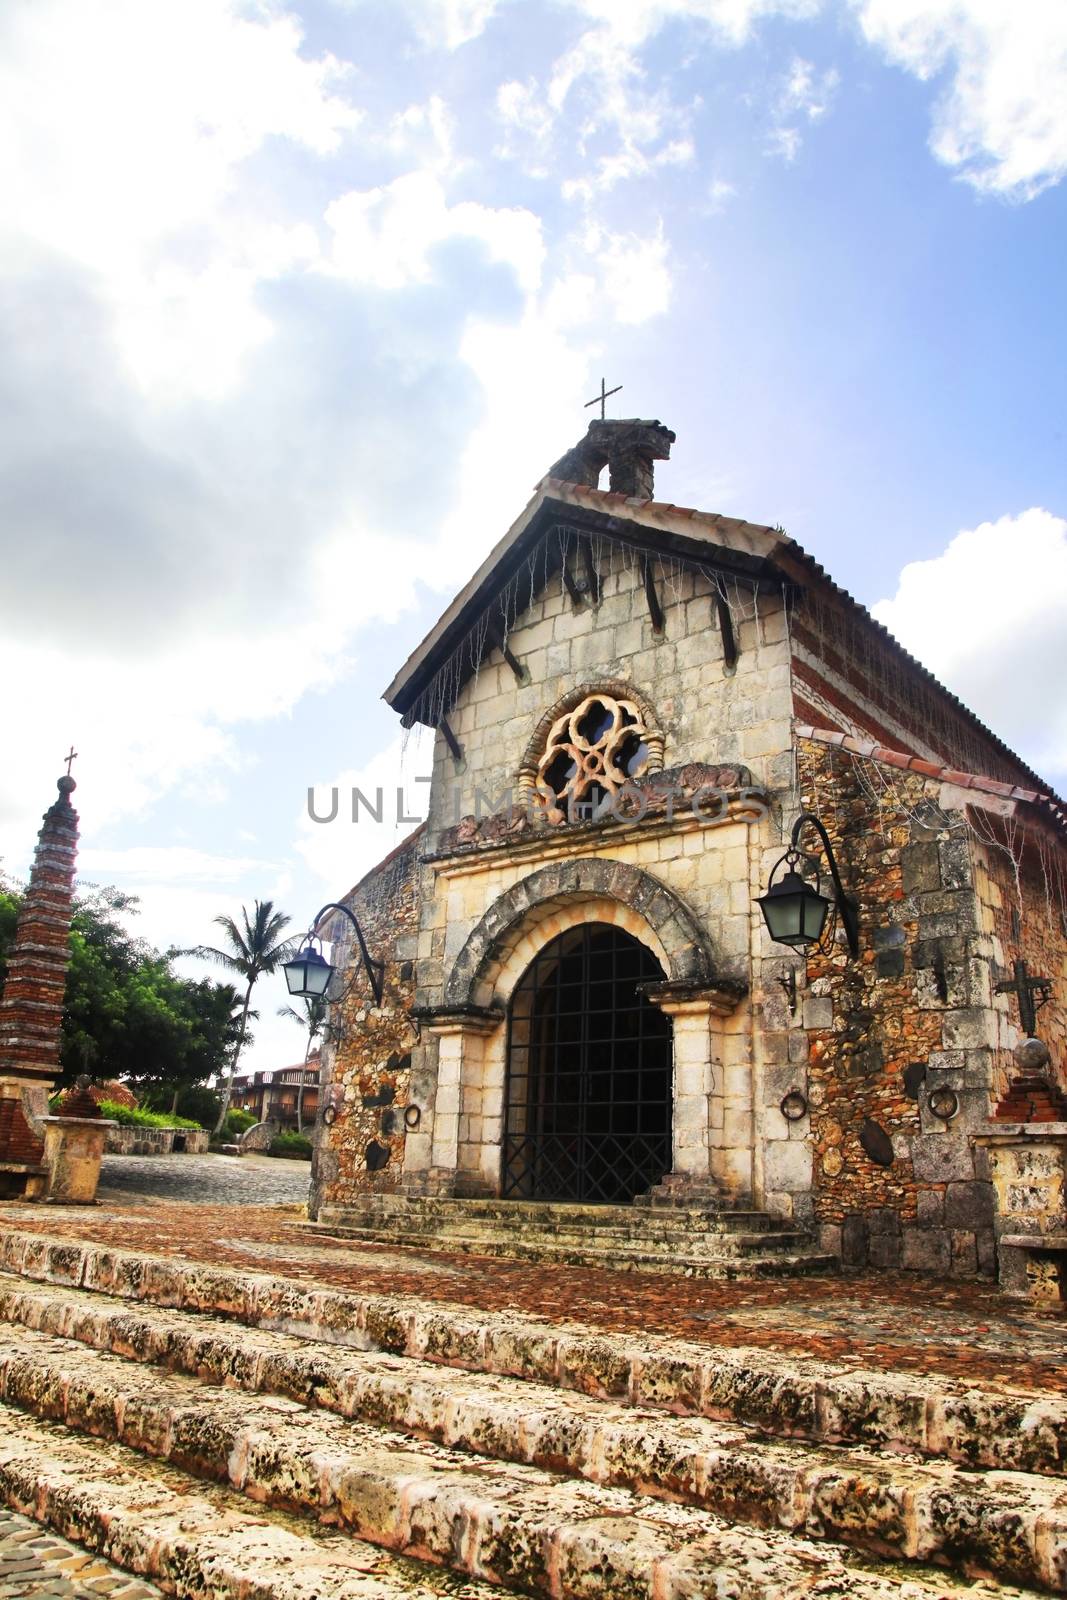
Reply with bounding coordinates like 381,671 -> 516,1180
585,377 -> 622,420
996,958 -> 1053,1039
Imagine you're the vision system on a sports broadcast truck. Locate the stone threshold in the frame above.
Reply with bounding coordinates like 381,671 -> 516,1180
0,1227 -> 1064,1479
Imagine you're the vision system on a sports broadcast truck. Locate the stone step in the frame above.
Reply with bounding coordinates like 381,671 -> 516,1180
3,1230 -> 1064,1478
0,1405 -> 503,1600
0,1320 -> 1053,1597
304,1221 -> 836,1277
315,1216 -> 809,1254
318,1196 -> 788,1232
1,1272 -> 1064,1591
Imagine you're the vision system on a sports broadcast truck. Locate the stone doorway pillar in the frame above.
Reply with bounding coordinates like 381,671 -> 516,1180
646,978 -> 750,1204
406,1005 -> 503,1197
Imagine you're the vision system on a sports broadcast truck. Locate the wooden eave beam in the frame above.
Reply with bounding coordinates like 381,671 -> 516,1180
642,556 -> 665,633
715,593 -> 738,670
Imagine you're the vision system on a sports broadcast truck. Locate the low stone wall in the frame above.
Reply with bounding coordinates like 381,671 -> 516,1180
104,1125 -> 210,1156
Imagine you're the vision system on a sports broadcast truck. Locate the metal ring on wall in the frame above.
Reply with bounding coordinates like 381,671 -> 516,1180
928,1086 -> 959,1122
780,1090 -> 808,1122
403,1104 -> 421,1130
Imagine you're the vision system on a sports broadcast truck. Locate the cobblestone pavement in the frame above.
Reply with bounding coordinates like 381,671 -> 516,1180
0,1201 -> 1063,1392
0,1507 -> 161,1598
95,1152 -> 310,1207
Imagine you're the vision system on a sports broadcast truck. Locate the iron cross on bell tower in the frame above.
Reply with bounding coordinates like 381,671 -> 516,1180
996,958 -> 1053,1039
585,377 -> 623,420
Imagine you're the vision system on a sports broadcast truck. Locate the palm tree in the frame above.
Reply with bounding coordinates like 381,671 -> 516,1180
277,994 -> 327,1132
192,900 -> 294,1135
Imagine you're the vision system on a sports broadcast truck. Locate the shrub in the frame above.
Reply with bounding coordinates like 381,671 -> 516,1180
222,1108 -> 257,1139
97,1100 -> 201,1129
269,1131 -> 312,1160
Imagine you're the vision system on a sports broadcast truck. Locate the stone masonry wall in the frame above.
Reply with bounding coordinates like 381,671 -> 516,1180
309,832 -> 421,1217
796,739 -> 1000,1277
974,830 -> 1067,1098
417,543 -> 793,1001
421,544 -> 794,858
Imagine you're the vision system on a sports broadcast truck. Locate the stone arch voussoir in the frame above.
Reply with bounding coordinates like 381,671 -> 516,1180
444,858 -> 715,1009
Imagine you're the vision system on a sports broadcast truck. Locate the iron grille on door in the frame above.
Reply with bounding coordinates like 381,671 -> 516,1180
503,924 -> 672,1204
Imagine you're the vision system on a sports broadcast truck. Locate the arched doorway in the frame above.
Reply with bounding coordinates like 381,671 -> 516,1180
502,924 -> 672,1204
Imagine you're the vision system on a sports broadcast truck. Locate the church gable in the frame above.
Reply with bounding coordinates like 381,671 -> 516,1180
420,525 -> 795,853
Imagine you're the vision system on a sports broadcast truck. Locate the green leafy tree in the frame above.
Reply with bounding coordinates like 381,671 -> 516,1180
277,994 -> 326,1132
192,900 -> 294,1134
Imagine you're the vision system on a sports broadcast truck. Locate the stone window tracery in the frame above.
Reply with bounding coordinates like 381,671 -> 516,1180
532,690 -> 662,824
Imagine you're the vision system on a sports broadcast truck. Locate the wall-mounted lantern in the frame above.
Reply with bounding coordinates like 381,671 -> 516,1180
758,811 -> 860,959
284,902 -> 385,1005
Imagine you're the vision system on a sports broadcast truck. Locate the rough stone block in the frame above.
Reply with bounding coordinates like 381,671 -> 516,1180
942,1008 -> 996,1051
901,842 -> 940,893
943,1180 -> 994,1231
841,1213 -> 868,1267
803,997 -> 833,1030
902,1228 -> 951,1274
911,1135 -> 975,1184
938,837 -> 971,890
916,1189 -> 944,1229
868,1232 -> 902,1270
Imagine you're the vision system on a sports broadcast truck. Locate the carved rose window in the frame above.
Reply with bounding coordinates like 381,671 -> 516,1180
535,693 -> 655,823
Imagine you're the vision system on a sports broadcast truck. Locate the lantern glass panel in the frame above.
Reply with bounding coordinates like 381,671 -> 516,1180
284,947 -> 333,998
759,870 -> 830,949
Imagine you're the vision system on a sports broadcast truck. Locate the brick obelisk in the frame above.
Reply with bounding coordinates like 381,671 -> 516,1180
0,768 -> 79,1196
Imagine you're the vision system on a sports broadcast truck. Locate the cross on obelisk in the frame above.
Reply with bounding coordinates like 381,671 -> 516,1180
585,377 -> 623,421
996,959 -> 1053,1039
63,746 -> 78,777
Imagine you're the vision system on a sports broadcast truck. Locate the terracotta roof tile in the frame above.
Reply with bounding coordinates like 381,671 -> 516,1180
794,726 -> 1064,833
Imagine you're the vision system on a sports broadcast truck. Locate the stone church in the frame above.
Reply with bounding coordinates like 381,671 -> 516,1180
308,418 -> 1067,1280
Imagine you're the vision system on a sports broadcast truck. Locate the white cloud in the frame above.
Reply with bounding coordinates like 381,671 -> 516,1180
397,0 -> 504,49
388,95 -> 458,170
766,55 -> 840,160
584,224 -> 672,322
872,508 -> 1067,785
0,0 -> 361,402
854,0 -> 1067,200
323,172 -> 546,292
495,0 -> 825,198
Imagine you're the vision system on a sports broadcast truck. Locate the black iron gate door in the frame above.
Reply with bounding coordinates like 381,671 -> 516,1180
502,923 -> 672,1204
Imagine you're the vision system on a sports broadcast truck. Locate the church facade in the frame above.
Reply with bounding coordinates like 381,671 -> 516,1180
309,420 -> 1067,1277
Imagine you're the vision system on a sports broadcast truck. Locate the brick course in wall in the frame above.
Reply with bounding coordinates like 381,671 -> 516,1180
0,774 -> 80,1183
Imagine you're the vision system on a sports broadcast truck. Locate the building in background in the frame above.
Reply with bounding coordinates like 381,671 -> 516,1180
232,1052 -> 321,1130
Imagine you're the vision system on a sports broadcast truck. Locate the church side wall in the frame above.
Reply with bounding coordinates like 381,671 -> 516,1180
974,832 -> 1067,1098
796,738 -> 1003,1276
791,588 -> 1044,789
308,835 -> 421,1215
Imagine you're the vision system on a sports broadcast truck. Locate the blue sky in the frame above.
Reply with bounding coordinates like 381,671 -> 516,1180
1,0 -> 1065,1070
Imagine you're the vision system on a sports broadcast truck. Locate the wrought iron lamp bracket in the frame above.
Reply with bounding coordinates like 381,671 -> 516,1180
774,811 -> 861,959
307,902 -> 385,1006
